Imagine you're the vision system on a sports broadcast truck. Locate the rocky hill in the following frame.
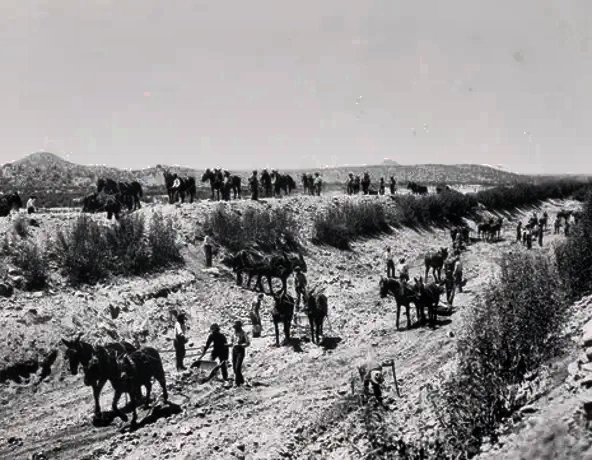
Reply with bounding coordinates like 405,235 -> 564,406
1,152 -> 531,205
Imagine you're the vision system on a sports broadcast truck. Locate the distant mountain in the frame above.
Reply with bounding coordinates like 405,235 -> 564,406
0,151 -> 532,206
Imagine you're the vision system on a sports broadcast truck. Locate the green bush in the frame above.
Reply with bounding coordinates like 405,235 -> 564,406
106,213 -> 151,276
433,250 -> 568,456
555,191 -> 592,299
204,204 -> 301,252
12,216 -> 29,239
148,210 -> 183,270
312,200 -> 391,249
10,240 -> 48,290
54,215 -> 112,284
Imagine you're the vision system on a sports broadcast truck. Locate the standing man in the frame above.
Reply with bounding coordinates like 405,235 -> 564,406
199,323 -> 229,382
203,235 -> 213,267
384,247 -> 395,278
26,195 -> 37,214
357,360 -> 391,407
379,178 -> 386,195
250,293 -> 264,338
174,312 -> 188,371
313,172 -> 322,196
230,320 -> 250,387
389,176 -> 396,195
538,223 -> 544,247
516,221 -> 522,243
454,255 -> 463,293
397,257 -> 409,283
249,170 -> 259,201
294,266 -> 307,309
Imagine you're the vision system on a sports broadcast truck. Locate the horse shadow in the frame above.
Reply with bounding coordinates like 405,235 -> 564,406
320,336 -> 342,350
120,402 -> 183,433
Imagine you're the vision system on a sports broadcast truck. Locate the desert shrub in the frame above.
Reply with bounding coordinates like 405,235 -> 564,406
391,191 -> 478,228
204,204 -> 301,252
433,250 -> 568,456
555,191 -> 592,299
10,240 -> 48,290
12,216 -> 29,238
312,200 -> 391,249
148,210 -> 183,270
54,215 -> 112,284
106,213 -> 151,276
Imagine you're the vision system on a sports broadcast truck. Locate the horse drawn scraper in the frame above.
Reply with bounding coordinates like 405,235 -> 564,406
190,359 -> 227,383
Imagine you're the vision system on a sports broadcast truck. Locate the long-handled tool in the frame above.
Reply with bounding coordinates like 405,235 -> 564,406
390,360 -> 400,397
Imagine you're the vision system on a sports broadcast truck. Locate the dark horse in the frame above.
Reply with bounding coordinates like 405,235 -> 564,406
163,171 -> 197,204
201,169 -> 223,201
413,277 -> 444,326
62,335 -> 137,420
0,191 -> 23,217
222,249 -> 307,295
424,247 -> 448,283
82,192 -> 123,220
301,174 -> 315,195
304,291 -> 328,344
97,178 -> 143,211
271,171 -> 296,197
117,347 -> 169,427
379,277 -> 420,330
272,292 -> 295,347
407,182 -> 428,195
222,173 -> 242,200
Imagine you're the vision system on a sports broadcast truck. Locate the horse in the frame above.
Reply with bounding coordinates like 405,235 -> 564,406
117,347 -> 169,427
436,184 -> 451,194
488,217 -> 503,241
304,291 -> 328,345
353,176 -> 361,194
361,174 -> 371,195
346,176 -> 355,195
413,277 -> 443,326
272,292 -> 295,347
477,222 -> 491,240
201,169 -> 223,201
379,277 -> 420,330
261,170 -> 273,197
97,178 -> 142,211
424,247 -> 448,283
222,250 -> 307,295
62,335 -> 137,419
302,174 -> 315,195
407,182 -> 429,195
539,212 -> 548,231
222,174 -> 242,200
554,218 -> 562,234
271,171 -> 294,197
82,192 -> 123,220
0,191 -> 23,217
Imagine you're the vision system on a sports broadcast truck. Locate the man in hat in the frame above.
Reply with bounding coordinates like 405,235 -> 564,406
294,266 -> 307,309
174,312 -> 188,371
250,293 -> 264,338
453,254 -> 463,293
516,221 -> 522,243
203,235 -> 213,267
249,170 -> 259,201
200,323 -> 229,382
397,257 -> 409,283
313,172 -> 322,196
26,195 -> 37,214
389,176 -> 396,195
230,320 -> 250,386
384,246 -> 395,278
358,360 -> 389,406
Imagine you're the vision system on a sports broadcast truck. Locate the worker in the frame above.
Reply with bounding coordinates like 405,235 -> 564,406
174,312 -> 188,371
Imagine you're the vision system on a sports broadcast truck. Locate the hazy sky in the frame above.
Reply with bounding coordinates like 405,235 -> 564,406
1,0 -> 591,174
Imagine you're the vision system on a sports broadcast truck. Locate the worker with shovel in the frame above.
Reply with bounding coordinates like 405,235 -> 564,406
356,359 -> 399,408
198,323 -> 230,383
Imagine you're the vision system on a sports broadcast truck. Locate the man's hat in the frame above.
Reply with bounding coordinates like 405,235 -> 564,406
295,266 -> 301,272
177,312 -> 186,320
257,293 -> 264,298
210,323 -> 220,332
399,257 -> 405,263
233,320 -> 243,330
370,370 -> 384,385
253,170 -> 257,174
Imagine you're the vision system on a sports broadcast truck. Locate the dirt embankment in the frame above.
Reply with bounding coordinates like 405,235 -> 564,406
0,196 -> 586,460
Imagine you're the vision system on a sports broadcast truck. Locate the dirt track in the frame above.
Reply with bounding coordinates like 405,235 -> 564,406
0,195 -> 583,460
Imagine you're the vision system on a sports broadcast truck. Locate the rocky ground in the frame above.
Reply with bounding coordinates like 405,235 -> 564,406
0,194 -> 588,460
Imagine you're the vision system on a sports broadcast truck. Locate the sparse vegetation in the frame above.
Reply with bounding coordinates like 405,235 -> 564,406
555,191 -> 592,300
10,240 -> 49,290
312,200 -> 391,249
53,212 -> 183,284
432,250 -> 569,457
203,204 -> 301,252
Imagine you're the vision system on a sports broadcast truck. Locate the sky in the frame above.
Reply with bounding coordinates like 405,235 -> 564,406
1,0 -> 592,174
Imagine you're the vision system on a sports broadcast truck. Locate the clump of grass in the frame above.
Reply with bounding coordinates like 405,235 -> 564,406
10,240 -> 49,290
203,204 -> 301,252
312,200 -> 391,249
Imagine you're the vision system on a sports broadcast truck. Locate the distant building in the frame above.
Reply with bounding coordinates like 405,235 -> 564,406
382,158 -> 399,166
